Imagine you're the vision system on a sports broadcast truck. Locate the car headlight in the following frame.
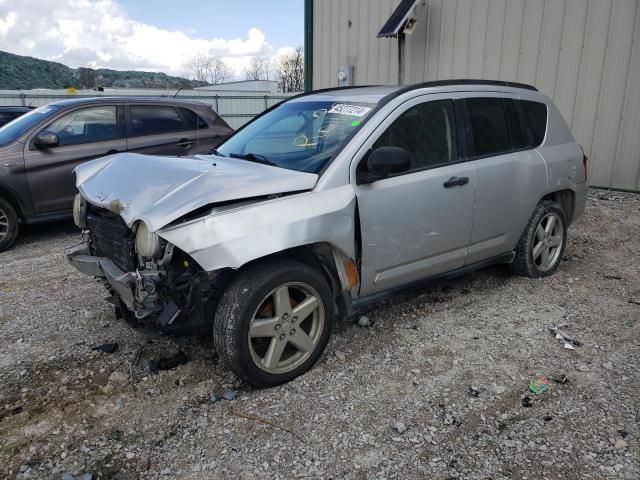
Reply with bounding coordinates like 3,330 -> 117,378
135,222 -> 162,258
73,194 -> 87,228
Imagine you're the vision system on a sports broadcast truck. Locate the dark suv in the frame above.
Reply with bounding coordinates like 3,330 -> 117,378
0,97 -> 233,251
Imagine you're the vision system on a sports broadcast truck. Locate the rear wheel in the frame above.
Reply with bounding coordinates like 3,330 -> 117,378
0,197 -> 19,252
214,259 -> 333,387
510,200 -> 567,278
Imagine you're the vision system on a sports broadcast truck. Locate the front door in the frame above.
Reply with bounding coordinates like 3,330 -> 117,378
353,97 -> 476,296
24,105 -> 126,213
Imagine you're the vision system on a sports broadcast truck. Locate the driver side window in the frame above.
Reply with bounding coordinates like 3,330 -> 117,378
44,106 -> 118,147
361,99 -> 458,174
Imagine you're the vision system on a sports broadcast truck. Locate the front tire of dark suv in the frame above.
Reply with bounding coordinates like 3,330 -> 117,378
214,259 -> 334,388
510,200 -> 568,278
0,197 -> 19,252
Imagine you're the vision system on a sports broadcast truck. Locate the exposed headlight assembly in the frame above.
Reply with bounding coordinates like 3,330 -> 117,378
135,222 -> 162,258
73,194 -> 87,229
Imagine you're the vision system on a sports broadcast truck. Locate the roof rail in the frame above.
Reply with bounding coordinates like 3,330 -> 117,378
400,78 -> 538,92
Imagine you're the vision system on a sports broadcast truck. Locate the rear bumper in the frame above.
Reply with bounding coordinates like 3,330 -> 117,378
65,242 -> 137,310
573,182 -> 588,223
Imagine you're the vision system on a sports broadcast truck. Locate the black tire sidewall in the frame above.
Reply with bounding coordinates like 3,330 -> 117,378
214,260 -> 334,387
0,197 -> 19,252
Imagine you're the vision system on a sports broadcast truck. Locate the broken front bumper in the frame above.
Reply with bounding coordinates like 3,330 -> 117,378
65,241 -> 138,310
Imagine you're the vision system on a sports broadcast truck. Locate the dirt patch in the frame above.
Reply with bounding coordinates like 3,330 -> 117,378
1,191 -> 639,479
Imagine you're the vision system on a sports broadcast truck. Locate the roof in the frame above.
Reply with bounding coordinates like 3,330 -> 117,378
294,79 -> 539,104
45,96 -> 210,108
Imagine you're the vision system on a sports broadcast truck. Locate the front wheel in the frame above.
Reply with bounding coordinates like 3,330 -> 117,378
214,259 -> 334,387
510,200 -> 568,278
0,197 -> 19,253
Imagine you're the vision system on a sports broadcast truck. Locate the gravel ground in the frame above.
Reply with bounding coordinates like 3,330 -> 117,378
0,189 -> 639,480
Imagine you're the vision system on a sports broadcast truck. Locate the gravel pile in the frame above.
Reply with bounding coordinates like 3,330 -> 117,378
1,189 -> 638,479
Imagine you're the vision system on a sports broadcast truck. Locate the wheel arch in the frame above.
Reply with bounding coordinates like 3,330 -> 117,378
540,189 -> 575,224
0,183 -> 27,221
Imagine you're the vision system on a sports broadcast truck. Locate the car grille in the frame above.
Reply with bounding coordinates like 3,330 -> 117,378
87,208 -> 137,272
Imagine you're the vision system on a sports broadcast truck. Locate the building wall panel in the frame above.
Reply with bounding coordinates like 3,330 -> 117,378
312,0 -> 640,190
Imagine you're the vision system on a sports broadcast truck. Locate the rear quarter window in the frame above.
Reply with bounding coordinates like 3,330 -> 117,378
180,108 -> 209,130
130,105 -> 186,136
520,100 -> 548,147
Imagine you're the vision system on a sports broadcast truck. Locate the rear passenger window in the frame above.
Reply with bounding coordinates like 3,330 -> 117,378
504,99 -> 526,150
130,106 -> 186,136
466,98 -> 511,156
520,100 -> 547,147
180,108 -> 209,130
371,99 -> 458,170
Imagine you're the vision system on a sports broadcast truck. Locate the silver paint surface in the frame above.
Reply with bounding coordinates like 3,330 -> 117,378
74,153 -> 319,232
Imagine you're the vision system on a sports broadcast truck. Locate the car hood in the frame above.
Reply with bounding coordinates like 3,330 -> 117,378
75,153 -> 319,232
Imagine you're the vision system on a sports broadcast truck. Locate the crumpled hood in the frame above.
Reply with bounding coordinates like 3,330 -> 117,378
75,153 -> 319,232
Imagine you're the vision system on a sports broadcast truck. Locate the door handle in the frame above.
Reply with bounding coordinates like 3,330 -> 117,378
177,139 -> 193,148
443,176 -> 470,188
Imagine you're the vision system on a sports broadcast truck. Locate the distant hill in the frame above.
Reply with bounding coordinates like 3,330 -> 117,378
0,50 -> 207,90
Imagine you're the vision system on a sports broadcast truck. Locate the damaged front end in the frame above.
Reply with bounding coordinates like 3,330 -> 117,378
67,202 -> 226,335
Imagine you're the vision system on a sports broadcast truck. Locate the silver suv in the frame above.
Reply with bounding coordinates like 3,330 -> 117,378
67,80 -> 588,387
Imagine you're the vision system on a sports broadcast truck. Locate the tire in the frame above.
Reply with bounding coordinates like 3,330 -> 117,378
0,197 -> 19,253
214,259 -> 334,387
510,200 -> 568,278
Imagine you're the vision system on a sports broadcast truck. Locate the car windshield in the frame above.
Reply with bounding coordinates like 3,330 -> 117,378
216,100 -> 377,173
0,105 -> 61,145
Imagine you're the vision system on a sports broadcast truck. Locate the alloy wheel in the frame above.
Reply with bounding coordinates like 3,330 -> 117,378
532,212 -> 564,271
248,282 -> 325,374
0,207 -> 8,242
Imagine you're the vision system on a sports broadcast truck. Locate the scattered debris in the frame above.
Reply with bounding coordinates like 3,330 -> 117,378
492,384 -> 507,395
221,389 -> 239,401
149,351 -> 189,374
529,376 -> 550,395
468,386 -> 480,397
358,315 -> 371,327
613,438 -> 628,450
602,274 -> 623,280
548,324 -> 582,349
443,413 -> 457,426
128,346 -> 144,381
552,375 -> 570,384
543,415 -> 553,422
522,396 -> 533,408
208,393 -> 221,404
628,299 -> 640,306
92,342 -> 118,353
230,407 -> 303,440
393,421 -> 408,434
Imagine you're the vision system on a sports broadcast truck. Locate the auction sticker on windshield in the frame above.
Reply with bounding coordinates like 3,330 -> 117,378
328,104 -> 372,117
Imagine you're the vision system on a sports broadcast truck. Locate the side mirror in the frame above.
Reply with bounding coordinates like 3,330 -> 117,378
34,131 -> 59,149
358,146 -> 413,184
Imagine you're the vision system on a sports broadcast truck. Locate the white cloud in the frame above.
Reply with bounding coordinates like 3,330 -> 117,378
0,0 -> 280,78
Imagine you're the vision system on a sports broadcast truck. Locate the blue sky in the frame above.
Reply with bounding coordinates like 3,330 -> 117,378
120,0 -> 304,49
0,0 -> 304,77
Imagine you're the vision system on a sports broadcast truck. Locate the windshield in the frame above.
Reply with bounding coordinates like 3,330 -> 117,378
0,105 -> 61,145
216,100 -> 377,173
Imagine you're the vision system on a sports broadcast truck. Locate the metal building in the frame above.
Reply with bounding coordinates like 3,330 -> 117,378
304,0 -> 640,191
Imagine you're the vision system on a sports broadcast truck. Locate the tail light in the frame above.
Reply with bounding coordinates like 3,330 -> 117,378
579,145 -> 588,181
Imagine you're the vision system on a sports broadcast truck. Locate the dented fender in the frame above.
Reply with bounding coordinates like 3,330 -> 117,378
157,185 -> 357,273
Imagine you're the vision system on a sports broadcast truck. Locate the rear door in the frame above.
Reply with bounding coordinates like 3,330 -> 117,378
463,95 -> 548,263
125,104 -> 198,156
353,95 -> 476,296
23,104 -> 126,213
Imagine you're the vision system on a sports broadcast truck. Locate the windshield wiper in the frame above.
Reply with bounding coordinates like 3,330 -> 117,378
229,152 -> 276,166
208,148 -> 225,156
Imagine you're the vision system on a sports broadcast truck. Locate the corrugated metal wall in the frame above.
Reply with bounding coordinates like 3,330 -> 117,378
312,0 -> 640,191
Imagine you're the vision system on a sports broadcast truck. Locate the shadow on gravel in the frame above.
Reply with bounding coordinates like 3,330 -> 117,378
14,219 -> 79,246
